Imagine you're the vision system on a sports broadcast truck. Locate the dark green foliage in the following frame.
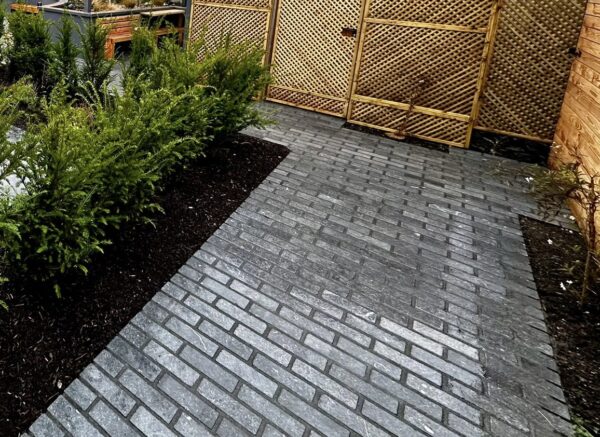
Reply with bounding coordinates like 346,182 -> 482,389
7,11 -> 53,91
50,15 -> 79,98
123,29 -> 270,142
0,78 -> 211,295
198,36 -> 271,139
0,27 -> 269,299
123,26 -> 156,82
80,19 -> 114,94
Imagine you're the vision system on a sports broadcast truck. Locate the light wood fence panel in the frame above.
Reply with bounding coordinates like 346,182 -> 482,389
477,0 -> 586,142
347,0 -> 499,148
265,0 -> 363,117
188,0 -> 273,54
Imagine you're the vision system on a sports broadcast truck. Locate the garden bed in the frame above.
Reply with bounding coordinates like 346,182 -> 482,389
0,133 -> 288,436
520,216 -> 600,434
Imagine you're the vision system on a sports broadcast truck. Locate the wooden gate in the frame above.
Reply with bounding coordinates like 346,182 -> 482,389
188,0 -> 584,148
188,0 -> 273,53
347,0 -> 499,148
265,0 -> 363,117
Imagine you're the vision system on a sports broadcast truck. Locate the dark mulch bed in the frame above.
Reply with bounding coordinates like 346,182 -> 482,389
0,133 -> 289,436
521,216 -> 600,434
343,122 -> 551,165
470,131 -> 550,166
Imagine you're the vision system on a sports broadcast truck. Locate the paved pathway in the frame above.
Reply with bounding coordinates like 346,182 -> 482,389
29,104 -> 571,437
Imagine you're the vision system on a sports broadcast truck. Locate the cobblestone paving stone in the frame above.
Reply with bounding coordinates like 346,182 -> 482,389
28,104 -> 572,436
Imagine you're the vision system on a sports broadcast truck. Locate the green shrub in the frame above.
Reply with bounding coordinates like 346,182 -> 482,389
0,77 -> 210,294
123,25 -> 156,83
198,36 -> 270,139
0,31 -> 269,299
80,19 -> 114,94
124,30 -> 270,141
7,11 -> 53,91
50,15 -> 79,99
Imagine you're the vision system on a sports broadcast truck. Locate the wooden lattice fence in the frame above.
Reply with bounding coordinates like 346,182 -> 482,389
188,0 -> 586,148
477,0 -> 586,143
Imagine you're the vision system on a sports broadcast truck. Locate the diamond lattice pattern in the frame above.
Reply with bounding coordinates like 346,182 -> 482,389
476,0 -> 585,140
266,0 -> 362,114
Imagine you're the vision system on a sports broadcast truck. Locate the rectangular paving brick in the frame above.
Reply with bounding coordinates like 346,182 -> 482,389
107,337 -> 161,381
238,385 -> 305,437
304,334 -> 366,376
278,390 -> 349,437
413,321 -> 480,361
119,369 -> 177,422
407,374 -> 481,424
291,360 -> 358,409
362,400 -> 425,437
179,346 -> 239,392
373,341 -> 442,385
165,316 -> 218,357
81,365 -> 136,415
216,350 -> 278,397
89,401 -> 141,437
157,375 -> 219,428
174,413 -> 212,437
329,365 -> 398,413
184,294 -> 234,330
143,341 -> 199,386
48,397 -> 103,437
131,406 -> 176,437
217,299 -> 267,333
318,395 -> 388,437
199,320 -> 253,359
234,324 -> 292,366
253,354 -> 316,402
198,379 -> 262,433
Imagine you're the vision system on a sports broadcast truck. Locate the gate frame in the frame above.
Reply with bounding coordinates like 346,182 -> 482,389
264,0 -> 366,117
345,0 -> 501,148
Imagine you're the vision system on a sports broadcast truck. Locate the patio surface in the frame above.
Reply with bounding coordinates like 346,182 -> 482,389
28,104 -> 571,437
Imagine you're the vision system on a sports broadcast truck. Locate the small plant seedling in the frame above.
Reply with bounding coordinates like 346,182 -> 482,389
528,144 -> 600,305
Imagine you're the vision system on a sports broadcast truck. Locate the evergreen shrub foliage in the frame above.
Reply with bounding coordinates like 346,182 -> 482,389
0,21 -> 269,298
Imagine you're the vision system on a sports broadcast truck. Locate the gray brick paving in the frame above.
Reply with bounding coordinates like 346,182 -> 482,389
30,104 -> 571,436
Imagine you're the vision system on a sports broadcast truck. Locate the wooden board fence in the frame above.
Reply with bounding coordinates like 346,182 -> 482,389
552,0 -> 600,239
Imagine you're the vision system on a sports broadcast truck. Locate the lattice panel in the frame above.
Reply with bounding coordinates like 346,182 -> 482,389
266,0 -> 362,115
356,23 -> 486,115
369,0 -> 494,28
203,0 -> 270,7
351,101 -> 468,145
477,0 -> 585,140
189,2 -> 270,53
268,87 -> 346,115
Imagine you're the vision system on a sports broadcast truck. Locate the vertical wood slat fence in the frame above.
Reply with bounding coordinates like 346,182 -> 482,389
188,0 -> 586,148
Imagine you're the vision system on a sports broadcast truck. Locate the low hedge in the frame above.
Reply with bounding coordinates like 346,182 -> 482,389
0,19 -> 270,299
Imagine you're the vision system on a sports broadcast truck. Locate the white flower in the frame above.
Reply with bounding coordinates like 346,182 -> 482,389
569,215 -> 576,221
566,280 -> 573,285
525,177 -> 534,183
560,282 -> 566,291
547,239 -> 553,245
